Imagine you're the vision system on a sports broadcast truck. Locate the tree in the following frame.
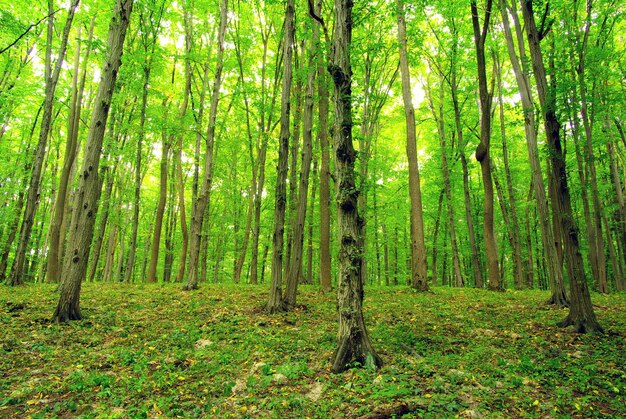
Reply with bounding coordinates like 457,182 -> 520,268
266,0 -> 295,313
471,0 -> 501,291
52,0 -> 134,322
8,0 -> 80,286
521,0 -> 602,333
283,31 -> 317,308
396,0 -> 428,291
315,0 -> 382,372
183,0 -> 229,291
499,0 -> 568,306
316,0 -> 332,293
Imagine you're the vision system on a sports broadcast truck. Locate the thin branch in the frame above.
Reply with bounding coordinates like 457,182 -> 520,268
0,8 -> 62,55
307,0 -> 330,47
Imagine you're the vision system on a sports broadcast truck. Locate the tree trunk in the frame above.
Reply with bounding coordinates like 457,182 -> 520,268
500,0 -> 568,305
431,189 -> 445,286
9,0 -> 79,286
328,0 -> 382,373
183,0 -> 228,290
428,80 -> 463,287
495,53 -> 525,289
47,19 -> 94,283
146,101 -> 171,283
0,109 -> 39,282
52,0 -> 133,322
284,36 -> 316,308
317,0 -> 332,293
471,0 -> 501,291
266,0 -> 295,313
522,0 -> 602,332
396,0 -> 428,291
306,155 -> 318,285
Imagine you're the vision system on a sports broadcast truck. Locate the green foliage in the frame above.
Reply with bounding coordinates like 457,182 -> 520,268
1,283 -> 625,417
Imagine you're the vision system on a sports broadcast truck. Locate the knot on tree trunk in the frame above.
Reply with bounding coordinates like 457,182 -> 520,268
475,142 -> 487,162
328,64 -> 348,88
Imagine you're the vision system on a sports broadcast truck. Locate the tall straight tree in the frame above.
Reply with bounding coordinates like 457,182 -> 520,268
521,0 -> 602,332
146,98 -> 171,283
396,0 -> 428,291
52,0 -> 134,322
316,0 -> 332,293
183,0 -> 229,291
284,34 -> 317,307
125,0 -> 165,283
471,0 -> 501,291
8,0 -> 80,286
266,0 -> 295,313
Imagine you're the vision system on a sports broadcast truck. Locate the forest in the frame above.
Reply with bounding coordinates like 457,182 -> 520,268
1,0 -> 625,416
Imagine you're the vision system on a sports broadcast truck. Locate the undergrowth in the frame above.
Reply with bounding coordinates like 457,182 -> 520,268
1,283 -> 624,418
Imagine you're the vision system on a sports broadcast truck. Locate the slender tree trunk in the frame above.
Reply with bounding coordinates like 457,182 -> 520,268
428,81 -> 463,287
317,0 -> 332,293
382,223 -> 390,286
431,189 -> 445,286
285,61 -> 303,271
183,0 -> 228,290
52,0 -> 133,322
396,0 -> 428,291
327,0 -> 382,373
284,36 -> 316,307
500,0 -> 568,305
372,183 -> 382,285
266,0 -> 295,312
146,101 -> 171,283
306,155 -> 318,285
9,0 -> 79,286
471,0 -> 501,291
0,109 -> 39,282
524,183 -> 535,289
495,53 -> 525,289
250,24 -> 280,286
522,0 -> 602,332
47,20 -> 94,283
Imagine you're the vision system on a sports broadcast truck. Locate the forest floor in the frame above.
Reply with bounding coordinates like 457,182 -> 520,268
1,283 -> 625,418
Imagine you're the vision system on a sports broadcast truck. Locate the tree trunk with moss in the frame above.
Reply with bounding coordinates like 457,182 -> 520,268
328,0 -> 382,373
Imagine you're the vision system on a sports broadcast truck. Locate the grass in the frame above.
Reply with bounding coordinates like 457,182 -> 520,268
1,283 -> 625,418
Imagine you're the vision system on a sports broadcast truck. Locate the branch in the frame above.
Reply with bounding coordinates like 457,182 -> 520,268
0,8 -> 62,55
538,2 -> 552,41
307,0 -> 330,47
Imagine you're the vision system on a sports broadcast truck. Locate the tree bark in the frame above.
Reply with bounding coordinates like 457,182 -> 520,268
317,0 -> 332,293
266,0 -> 295,313
183,0 -> 228,290
500,0 -> 568,305
284,36 -> 316,307
495,52 -> 525,289
427,80 -> 463,287
328,0 -> 382,373
52,0 -> 133,322
47,19 -> 94,283
9,0 -> 79,286
471,0 -> 501,291
146,100 -> 171,283
396,0 -> 428,291
522,0 -> 602,332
